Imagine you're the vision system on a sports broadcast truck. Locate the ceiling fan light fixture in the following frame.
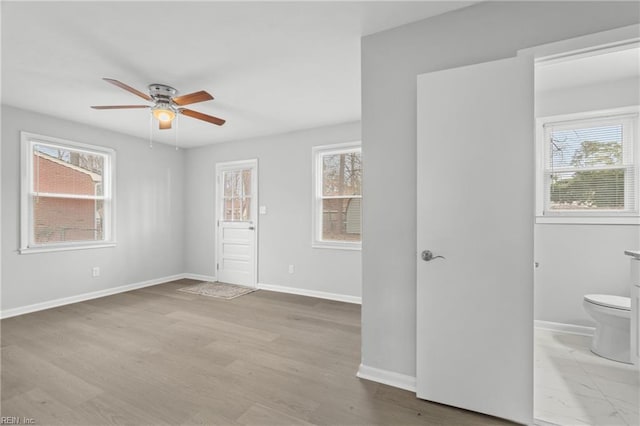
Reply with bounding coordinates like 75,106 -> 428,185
152,106 -> 176,122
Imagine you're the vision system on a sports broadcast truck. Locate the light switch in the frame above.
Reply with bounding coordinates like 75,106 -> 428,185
259,205 -> 267,215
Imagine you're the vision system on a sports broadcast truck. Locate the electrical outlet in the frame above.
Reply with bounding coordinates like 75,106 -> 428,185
288,264 -> 294,274
92,267 -> 100,277
259,205 -> 267,215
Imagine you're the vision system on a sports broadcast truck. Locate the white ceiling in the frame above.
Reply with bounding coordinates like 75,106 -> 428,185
2,1 -> 475,148
536,45 -> 640,93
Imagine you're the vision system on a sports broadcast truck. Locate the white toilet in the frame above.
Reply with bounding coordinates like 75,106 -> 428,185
583,294 -> 631,364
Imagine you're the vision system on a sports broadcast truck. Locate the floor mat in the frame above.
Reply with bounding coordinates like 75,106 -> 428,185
177,281 -> 256,300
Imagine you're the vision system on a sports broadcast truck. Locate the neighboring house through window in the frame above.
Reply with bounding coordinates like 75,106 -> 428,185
20,132 -> 115,253
536,107 -> 639,224
313,142 -> 362,249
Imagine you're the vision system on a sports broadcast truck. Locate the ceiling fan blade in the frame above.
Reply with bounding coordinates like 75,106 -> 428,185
172,90 -> 213,106
103,78 -> 152,101
91,105 -> 150,109
159,120 -> 172,130
179,108 -> 226,126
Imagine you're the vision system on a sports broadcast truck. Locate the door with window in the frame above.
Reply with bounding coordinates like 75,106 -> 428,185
216,160 -> 257,287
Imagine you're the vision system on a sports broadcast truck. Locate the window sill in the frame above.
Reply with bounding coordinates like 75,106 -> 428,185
19,242 -> 116,255
536,216 -> 640,225
312,242 -> 361,251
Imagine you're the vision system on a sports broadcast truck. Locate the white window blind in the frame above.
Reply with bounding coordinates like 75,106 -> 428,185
543,115 -> 637,215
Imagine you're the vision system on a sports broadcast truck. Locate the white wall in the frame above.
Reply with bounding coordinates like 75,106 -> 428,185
535,76 -> 640,326
535,225 -> 638,326
361,1 -> 639,378
1,107 -> 360,314
537,76 -> 639,118
184,121 -> 362,299
1,105 -> 185,313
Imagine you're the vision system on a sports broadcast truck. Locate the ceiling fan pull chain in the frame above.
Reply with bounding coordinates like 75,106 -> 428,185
149,112 -> 153,149
175,115 -> 179,151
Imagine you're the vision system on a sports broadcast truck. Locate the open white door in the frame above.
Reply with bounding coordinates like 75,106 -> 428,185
416,56 -> 534,424
216,159 -> 258,287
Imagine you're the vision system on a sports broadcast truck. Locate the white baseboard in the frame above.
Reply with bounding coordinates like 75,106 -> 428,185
534,418 -> 562,426
356,364 -> 416,392
0,273 -> 185,319
535,320 -> 595,336
0,274 -> 359,319
257,282 -> 361,304
182,273 -> 217,282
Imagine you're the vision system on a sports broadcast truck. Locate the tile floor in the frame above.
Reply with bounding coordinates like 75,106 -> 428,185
534,328 -> 639,426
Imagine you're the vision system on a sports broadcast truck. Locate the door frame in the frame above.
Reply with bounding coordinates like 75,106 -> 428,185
523,24 -> 639,423
214,158 -> 259,288
519,24 -> 639,65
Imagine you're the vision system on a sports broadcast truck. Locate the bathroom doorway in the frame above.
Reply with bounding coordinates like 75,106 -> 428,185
532,30 -> 639,425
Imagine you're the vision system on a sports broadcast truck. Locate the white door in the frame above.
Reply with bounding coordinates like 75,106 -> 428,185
216,160 -> 258,287
416,56 -> 534,424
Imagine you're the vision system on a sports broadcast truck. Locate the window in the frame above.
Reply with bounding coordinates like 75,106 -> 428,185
537,109 -> 638,224
20,132 -> 115,253
221,168 -> 252,222
313,142 -> 362,249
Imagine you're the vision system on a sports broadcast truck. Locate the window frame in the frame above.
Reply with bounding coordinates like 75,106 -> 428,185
20,131 -> 116,254
535,107 -> 639,225
312,141 -> 362,250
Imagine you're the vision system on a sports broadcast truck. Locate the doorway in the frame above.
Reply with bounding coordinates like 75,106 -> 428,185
415,24 -> 639,425
532,38 -> 639,426
215,159 -> 258,287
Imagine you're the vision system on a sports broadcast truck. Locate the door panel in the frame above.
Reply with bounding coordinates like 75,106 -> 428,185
223,243 -> 250,257
222,227 -> 251,241
416,56 -> 534,424
217,161 -> 257,287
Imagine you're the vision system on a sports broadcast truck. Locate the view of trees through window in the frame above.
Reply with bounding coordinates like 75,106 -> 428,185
32,144 -> 106,243
222,169 -> 252,221
321,150 -> 362,241
548,124 -> 628,211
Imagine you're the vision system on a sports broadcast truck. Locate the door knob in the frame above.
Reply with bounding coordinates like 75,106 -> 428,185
421,250 -> 445,262
248,226 -> 255,230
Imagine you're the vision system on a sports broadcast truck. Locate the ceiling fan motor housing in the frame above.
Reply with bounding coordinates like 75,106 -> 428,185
149,84 -> 178,116
149,83 -> 177,101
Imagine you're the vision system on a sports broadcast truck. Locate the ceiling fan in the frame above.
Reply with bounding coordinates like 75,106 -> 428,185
91,78 -> 225,129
